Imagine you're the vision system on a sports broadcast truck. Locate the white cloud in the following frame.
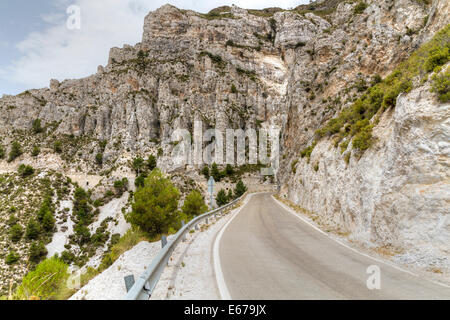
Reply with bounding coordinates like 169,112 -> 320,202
2,0 -> 305,91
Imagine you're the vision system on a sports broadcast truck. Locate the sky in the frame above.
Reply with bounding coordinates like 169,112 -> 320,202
0,0 -> 308,96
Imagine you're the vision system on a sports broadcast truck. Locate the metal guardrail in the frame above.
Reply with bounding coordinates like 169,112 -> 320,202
123,196 -> 244,300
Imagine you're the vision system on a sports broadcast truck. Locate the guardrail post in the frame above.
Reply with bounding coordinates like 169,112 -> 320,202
181,220 -> 186,241
124,275 -> 135,293
161,235 -> 167,248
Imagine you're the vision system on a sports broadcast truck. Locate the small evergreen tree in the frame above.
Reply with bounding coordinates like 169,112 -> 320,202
135,175 -> 146,188
225,164 -> 234,176
53,141 -> 62,153
216,189 -> 228,207
127,169 -> 180,236
95,153 -> 103,166
227,189 -> 234,201
8,141 -> 22,162
0,144 -> 5,159
5,251 -> 19,265
25,218 -> 41,240
41,210 -> 55,232
10,224 -> 23,243
234,180 -> 248,198
211,162 -> 221,182
31,145 -> 40,157
147,155 -> 157,171
132,157 -> 145,174
32,118 -> 43,134
29,241 -> 48,264
201,166 -> 210,179
18,164 -> 34,177
182,190 -> 208,219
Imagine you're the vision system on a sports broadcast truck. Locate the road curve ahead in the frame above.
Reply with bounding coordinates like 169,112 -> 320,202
218,193 -> 450,300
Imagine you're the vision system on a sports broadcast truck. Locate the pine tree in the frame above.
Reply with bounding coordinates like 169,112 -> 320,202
25,219 -> 41,240
128,169 -> 180,236
10,224 -> 23,243
29,241 -> 48,264
211,162 -> 221,182
182,190 -> 208,219
216,189 -> 228,207
234,180 -> 248,198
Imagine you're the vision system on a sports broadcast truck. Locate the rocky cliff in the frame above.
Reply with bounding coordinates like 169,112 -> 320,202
0,0 -> 449,293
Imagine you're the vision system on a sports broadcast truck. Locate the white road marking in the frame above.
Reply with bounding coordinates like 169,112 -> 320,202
271,195 -> 450,289
213,194 -> 254,300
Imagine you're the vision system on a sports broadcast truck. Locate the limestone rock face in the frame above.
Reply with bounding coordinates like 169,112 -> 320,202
0,0 -> 449,268
283,82 -> 450,264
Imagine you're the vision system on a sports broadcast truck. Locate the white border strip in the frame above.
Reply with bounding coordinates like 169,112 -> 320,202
213,194 -> 253,300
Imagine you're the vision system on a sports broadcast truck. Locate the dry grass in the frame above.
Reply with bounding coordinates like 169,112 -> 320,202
372,245 -> 403,257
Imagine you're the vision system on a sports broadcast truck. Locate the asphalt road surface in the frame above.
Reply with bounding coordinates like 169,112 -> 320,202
219,193 -> 450,299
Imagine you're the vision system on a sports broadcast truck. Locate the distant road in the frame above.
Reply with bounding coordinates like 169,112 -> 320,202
218,193 -> 450,299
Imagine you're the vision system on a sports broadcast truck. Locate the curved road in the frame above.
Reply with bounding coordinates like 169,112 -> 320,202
218,193 -> 450,299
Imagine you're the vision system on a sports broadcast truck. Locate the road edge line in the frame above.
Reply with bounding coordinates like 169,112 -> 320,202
271,195 -> 450,289
213,193 -> 253,300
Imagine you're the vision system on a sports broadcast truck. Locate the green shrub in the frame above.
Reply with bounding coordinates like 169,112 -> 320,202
291,160 -> 298,173
8,141 -> 22,162
424,47 -> 449,72
211,162 -> 221,182
216,189 -> 229,207
234,180 -> 248,198
18,164 -> 34,177
127,169 -> 180,236
0,145 -> 5,159
15,257 -> 69,300
10,224 -> 23,243
147,155 -> 157,171
73,224 -> 91,245
99,229 -> 148,271
53,141 -> 62,153
231,84 -> 238,93
344,153 -> 351,164
132,157 -> 145,174
340,141 -> 349,154
225,164 -> 234,176
25,218 -> 41,240
352,124 -> 374,151
31,146 -> 40,157
29,241 -> 48,264
182,190 -> 208,218
95,153 -> 103,166
431,68 -> 450,102
114,178 -> 129,196
60,250 -> 75,264
227,189 -> 234,201
311,24 -> 450,153
300,142 -> 317,159
5,251 -> 19,265
41,210 -> 55,232
32,119 -> 43,134
135,175 -> 146,188
354,2 -> 368,14
201,166 -> 210,179
37,196 -> 55,232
